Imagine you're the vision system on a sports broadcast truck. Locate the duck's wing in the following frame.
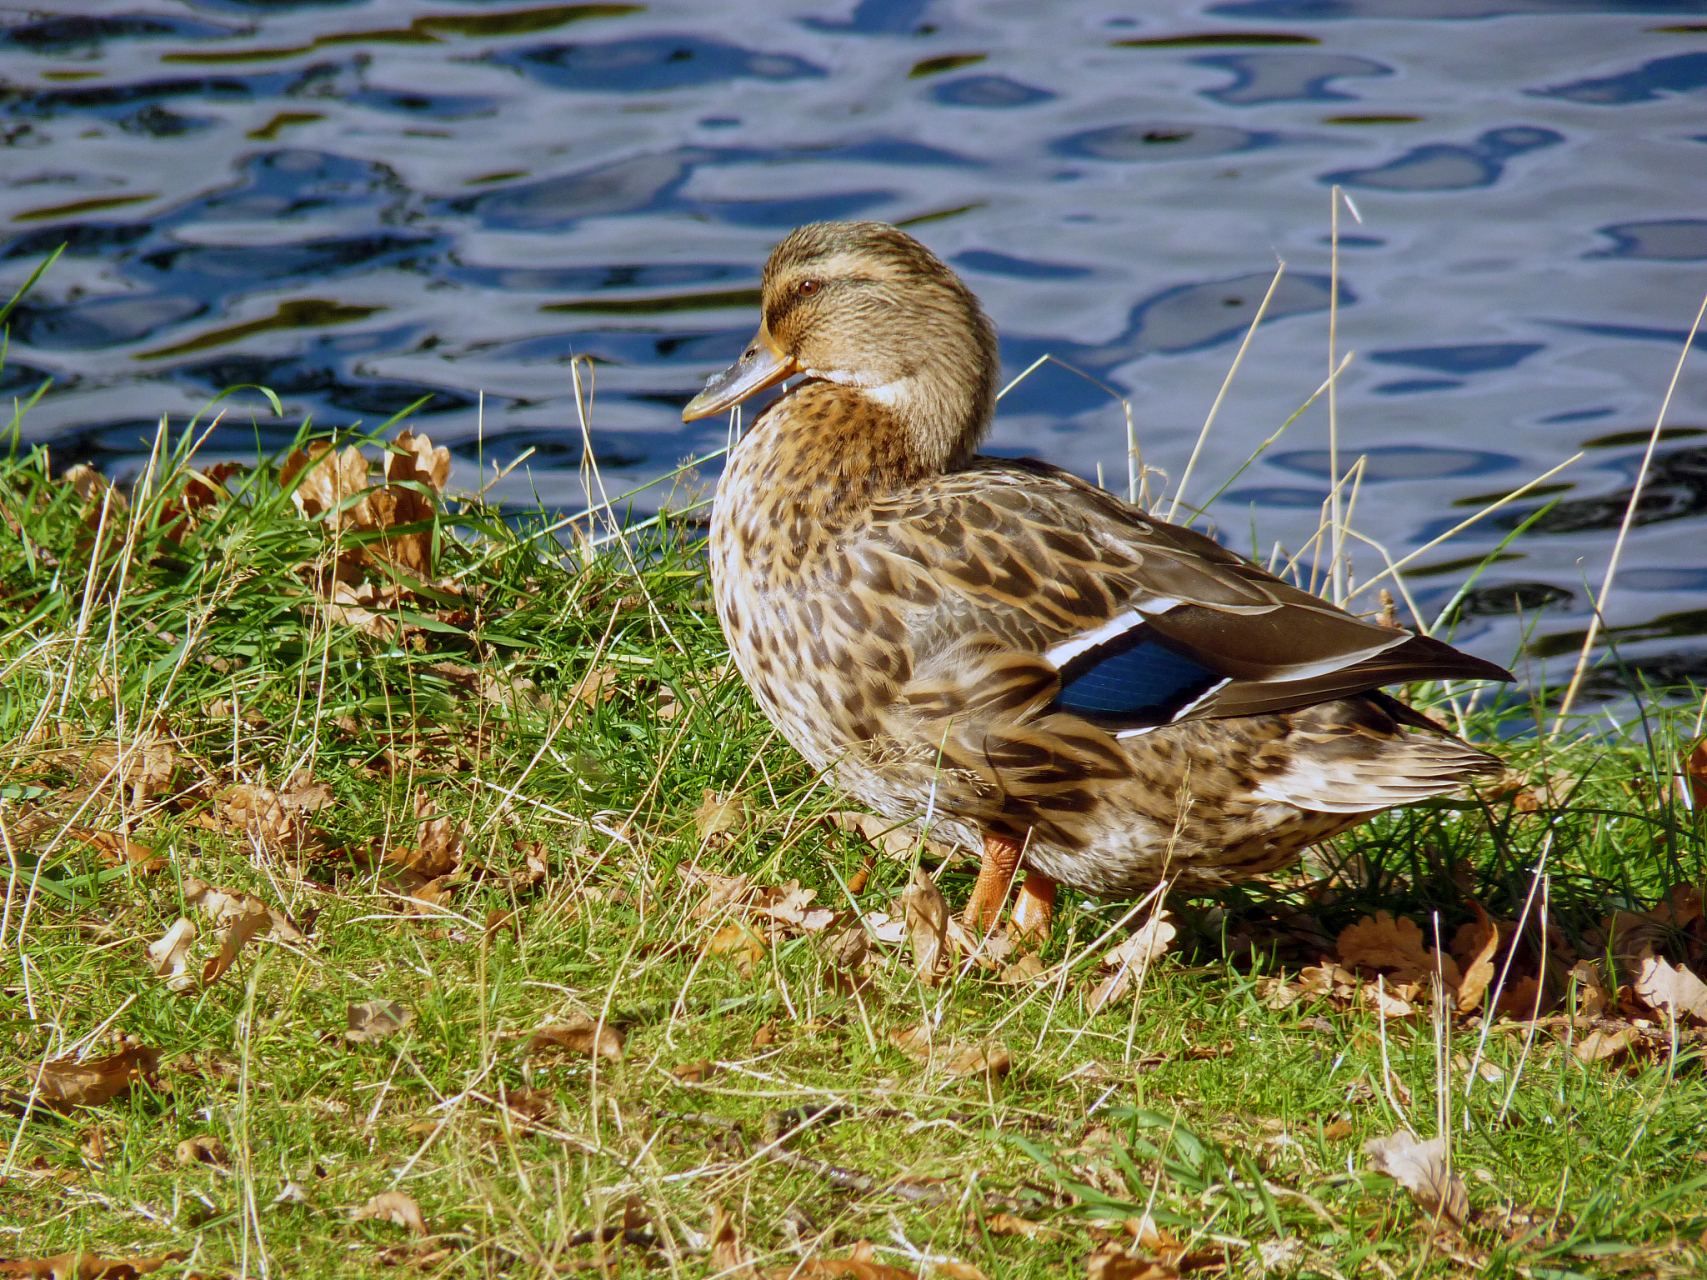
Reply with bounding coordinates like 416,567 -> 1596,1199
861,458 -> 1512,736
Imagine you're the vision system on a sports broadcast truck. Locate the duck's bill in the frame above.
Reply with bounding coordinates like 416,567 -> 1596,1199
682,334 -> 795,421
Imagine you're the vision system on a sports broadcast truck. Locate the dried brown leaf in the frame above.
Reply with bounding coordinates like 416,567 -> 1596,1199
70,827 -> 164,876
1454,902 -> 1501,1013
527,1014 -> 623,1062
346,1000 -> 415,1045
1493,975 -> 1543,1020
569,664 -> 622,710
1685,737 -> 1707,809
710,1202 -> 756,1279
1575,1026 -> 1637,1062
1000,953 -> 1045,985
755,880 -> 838,932
901,867 -> 949,985
1569,959 -> 1613,1019
707,920 -> 766,978
765,1241 -> 918,1279
983,1213 -> 1051,1239
1362,982 -> 1415,1018
693,789 -> 751,845
818,917 -> 870,970
352,1189 -> 428,1237
146,918 -> 197,990
888,1022 -> 934,1063
943,1043 -> 1011,1078
1363,1130 -> 1470,1228
1337,911 -> 1462,988
21,1042 -> 160,1113
277,771 -> 335,813
284,442 -> 370,527
687,870 -> 752,920
1087,914 -> 1176,1012
197,897 -> 269,989
1084,1245 -> 1173,1280
825,810 -> 924,860
175,1135 -> 229,1168
493,1085 -> 555,1127
483,909 -> 518,946
0,1252 -> 186,1278
1633,947 -> 1707,1024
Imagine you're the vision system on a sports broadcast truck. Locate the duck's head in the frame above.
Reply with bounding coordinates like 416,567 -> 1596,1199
683,221 -> 1001,474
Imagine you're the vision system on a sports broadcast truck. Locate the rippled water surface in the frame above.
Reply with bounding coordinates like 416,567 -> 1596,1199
4,0 -> 1707,702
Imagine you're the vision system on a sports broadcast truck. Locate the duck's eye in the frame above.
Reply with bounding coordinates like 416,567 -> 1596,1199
797,279 -> 821,297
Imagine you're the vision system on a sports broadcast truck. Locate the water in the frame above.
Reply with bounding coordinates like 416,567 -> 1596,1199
3,0 -> 1706,706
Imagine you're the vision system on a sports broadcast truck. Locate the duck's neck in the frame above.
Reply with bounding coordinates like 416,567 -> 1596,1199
738,380 -> 944,527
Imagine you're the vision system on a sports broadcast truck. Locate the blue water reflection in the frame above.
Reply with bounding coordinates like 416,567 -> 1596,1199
1195,52 -> 1391,104
1322,126 -> 1562,190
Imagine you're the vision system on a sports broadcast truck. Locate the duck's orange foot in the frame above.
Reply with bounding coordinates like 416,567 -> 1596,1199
961,831 -> 1057,946
1011,870 -> 1056,944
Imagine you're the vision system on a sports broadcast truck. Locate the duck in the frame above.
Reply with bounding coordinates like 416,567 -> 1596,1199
683,221 -> 1510,941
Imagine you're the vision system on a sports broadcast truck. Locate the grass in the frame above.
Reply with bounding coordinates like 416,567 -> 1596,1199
0,393 -> 1705,1280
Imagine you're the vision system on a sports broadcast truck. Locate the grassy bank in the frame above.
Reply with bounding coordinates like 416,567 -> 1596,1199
1,412 -> 1705,1280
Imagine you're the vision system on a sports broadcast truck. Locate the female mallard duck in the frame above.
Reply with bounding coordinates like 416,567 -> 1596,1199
684,221 -> 1510,939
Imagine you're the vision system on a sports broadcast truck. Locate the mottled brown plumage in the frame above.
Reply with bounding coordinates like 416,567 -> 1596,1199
686,221 -> 1509,931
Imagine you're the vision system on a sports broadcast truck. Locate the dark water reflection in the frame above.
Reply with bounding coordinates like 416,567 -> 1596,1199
3,0 -> 1706,701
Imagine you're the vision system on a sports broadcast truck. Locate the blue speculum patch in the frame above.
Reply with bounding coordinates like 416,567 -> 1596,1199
1053,627 -> 1224,726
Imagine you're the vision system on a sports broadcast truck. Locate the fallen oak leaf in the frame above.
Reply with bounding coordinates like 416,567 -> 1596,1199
526,1014 -> 623,1062
69,827 -> 164,876
943,1043 -> 1012,1079
1568,959 -> 1613,1019
901,867 -> 949,986
492,1085 -> 556,1128
568,664 -> 623,711
710,1202 -> 756,1279
1363,1130 -> 1469,1228
693,789 -> 751,845
765,1240 -> 918,1279
346,1000 -> 415,1045
706,919 -> 766,978
196,895 -> 270,989
0,1251 -> 187,1278
888,1023 -> 934,1063
862,910 -> 908,944
1493,975 -> 1544,1021
176,1135 -> 229,1169
483,909 -> 518,946
183,876 -> 303,943
145,918 -> 197,991
1453,902 -> 1501,1013
1000,953 -> 1045,985
1575,1026 -> 1637,1062
352,1189 -> 428,1237
1685,737 -> 1706,809
1086,913 -> 1175,1013
982,1213 -> 1056,1239
1633,947 -> 1707,1024
17,1041 -> 161,1114
754,880 -> 837,932
283,441 -> 369,528
1337,911 -> 1462,989
1084,1244 -> 1173,1280
687,870 -> 752,920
